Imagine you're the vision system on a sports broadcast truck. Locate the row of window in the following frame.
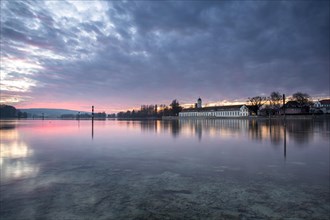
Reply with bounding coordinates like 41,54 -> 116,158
314,104 -> 330,107
179,111 -> 249,117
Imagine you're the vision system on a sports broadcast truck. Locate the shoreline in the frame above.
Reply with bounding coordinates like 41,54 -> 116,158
162,114 -> 330,120
1,114 -> 329,121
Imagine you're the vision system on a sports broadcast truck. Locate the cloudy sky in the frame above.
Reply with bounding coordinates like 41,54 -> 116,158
1,0 -> 329,112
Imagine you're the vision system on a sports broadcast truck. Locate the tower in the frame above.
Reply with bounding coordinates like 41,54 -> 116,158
197,98 -> 202,108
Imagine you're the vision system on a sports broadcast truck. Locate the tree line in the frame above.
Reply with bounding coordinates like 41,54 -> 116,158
116,99 -> 182,118
0,105 -> 28,119
61,112 -> 107,119
247,91 -> 313,115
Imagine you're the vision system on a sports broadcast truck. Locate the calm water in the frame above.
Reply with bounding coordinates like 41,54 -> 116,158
1,118 -> 329,219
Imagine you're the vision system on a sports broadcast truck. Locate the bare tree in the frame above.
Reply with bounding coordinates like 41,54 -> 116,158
247,96 -> 267,115
269,91 -> 282,110
270,92 -> 282,106
291,92 -> 311,107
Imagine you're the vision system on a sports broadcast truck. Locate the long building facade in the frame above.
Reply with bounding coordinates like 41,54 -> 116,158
179,98 -> 250,118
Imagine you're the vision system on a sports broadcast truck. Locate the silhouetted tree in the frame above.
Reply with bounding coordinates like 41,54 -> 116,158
247,96 -> 267,115
94,112 -> 107,119
139,105 -> 157,117
79,113 -> 92,119
116,101 -> 181,118
61,114 -> 75,119
108,113 -> 116,118
17,111 -> 28,118
160,106 -> 171,116
269,92 -> 282,107
291,92 -> 311,107
0,105 -> 17,118
170,99 -> 183,116
267,91 -> 282,115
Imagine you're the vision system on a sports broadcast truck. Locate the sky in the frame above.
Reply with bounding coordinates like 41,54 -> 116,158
1,0 -> 329,113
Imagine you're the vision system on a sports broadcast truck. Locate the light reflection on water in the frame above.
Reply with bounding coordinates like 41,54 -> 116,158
0,127 -> 39,181
0,118 -> 329,219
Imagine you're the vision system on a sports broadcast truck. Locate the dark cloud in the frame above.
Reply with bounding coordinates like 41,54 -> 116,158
1,0 -> 329,111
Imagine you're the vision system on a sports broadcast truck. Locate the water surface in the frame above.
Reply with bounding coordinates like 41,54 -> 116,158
1,118 -> 329,219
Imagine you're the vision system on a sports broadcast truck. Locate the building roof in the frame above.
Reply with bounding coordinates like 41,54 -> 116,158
285,101 -> 299,108
320,99 -> 330,105
182,105 -> 246,112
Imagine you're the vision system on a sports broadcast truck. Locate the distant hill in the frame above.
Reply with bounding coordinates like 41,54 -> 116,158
19,108 -> 90,117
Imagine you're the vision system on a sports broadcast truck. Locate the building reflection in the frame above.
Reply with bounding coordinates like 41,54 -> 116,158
0,122 -> 39,182
135,118 -> 330,160
247,120 -> 287,145
136,118 -> 329,146
139,119 -> 251,140
138,120 -> 181,138
245,119 -> 317,147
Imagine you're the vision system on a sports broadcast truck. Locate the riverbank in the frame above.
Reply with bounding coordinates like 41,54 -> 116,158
162,114 -> 330,120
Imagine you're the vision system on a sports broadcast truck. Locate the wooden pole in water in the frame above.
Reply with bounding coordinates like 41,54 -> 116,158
92,106 -> 94,139
282,94 -> 286,122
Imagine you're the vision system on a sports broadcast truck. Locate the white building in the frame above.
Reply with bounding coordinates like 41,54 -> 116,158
179,98 -> 250,117
314,99 -> 330,113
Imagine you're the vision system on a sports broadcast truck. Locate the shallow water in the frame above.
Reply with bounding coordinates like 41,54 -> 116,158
1,118 -> 329,219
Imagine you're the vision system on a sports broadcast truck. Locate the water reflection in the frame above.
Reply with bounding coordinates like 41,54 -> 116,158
284,124 -> 287,159
92,118 -> 94,139
0,119 -> 328,219
133,118 -> 329,161
0,121 -> 39,182
137,118 -> 330,145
